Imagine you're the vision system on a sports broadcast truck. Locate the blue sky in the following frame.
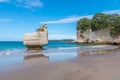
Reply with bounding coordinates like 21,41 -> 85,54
0,0 -> 120,41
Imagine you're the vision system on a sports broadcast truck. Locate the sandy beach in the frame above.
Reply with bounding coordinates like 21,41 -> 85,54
0,46 -> 120,80
1,0 -> 120,80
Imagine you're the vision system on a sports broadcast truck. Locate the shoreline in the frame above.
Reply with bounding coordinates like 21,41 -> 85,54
74,40 -> 120,45
0,46 -> 120,80
0,45 -> 119,65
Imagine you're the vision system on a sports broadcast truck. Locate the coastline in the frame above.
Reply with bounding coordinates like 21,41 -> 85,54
0,45 -> 120,80
1,0 -> 120,80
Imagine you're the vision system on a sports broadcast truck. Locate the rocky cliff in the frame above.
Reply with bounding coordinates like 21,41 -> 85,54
76,28 -> 120,44
76,13 -> 120,44
23,24 -> 48,50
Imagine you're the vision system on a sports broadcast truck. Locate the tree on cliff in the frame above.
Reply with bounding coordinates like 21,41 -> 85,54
91,13 -> 108,31
77,18 -> 91,31
110,15 -> 120,38
77,13 -> 120,37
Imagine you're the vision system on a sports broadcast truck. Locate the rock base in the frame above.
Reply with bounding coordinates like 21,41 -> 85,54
27,45 -> 43,50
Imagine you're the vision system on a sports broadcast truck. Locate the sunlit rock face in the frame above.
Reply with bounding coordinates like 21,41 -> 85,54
76,28 -> 120,44
23,24 -> 48,50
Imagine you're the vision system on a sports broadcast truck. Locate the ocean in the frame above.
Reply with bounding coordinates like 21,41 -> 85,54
0,40 -> 117,56
0,41 -> 118,66
0,40 -> 91,50
0,41 -> 80,50
0,40 -> 90,55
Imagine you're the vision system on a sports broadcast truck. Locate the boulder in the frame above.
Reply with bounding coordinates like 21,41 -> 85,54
23,24 -> 48,50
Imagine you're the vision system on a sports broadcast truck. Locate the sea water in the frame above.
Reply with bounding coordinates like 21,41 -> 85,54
0,41 -> 82,50
0,41 -> 117,65
0,40 -> 116,55
0,40 -> 89,55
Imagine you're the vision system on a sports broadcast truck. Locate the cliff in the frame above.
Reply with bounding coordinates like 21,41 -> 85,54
23,24 -> 48,50
76,13 -> 120,44
76,28 -> 120,44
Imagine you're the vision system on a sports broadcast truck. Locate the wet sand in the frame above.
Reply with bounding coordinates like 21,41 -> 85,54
0,47 -> 120,80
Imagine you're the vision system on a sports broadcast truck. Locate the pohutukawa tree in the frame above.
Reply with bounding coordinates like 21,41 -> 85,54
77,13 -> 120,38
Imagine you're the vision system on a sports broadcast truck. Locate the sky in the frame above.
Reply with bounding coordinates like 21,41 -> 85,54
0,0 -> 120,41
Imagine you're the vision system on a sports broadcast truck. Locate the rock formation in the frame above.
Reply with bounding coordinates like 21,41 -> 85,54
76,13 -> 120,45
76,28 -> 120,44
23,24 -> 48,50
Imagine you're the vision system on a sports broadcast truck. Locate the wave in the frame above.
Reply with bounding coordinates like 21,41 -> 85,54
0,45 -> 118,56
58,47 -> 80,50
58,45 -> 110,50
0,49 -> 25,56
86,45 -> 110,48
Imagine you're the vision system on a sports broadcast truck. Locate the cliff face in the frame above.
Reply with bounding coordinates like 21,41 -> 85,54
23,25 -> 48,50
76,28 -> 120,44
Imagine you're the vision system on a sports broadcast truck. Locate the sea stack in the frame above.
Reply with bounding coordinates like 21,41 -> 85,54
23,24 -> 48,50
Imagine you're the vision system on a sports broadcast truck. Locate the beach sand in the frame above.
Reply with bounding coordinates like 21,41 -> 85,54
0,47 -> 120,80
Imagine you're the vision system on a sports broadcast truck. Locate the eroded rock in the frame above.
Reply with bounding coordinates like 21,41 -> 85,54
23,24 -> 48,50
76,28 -> 120,44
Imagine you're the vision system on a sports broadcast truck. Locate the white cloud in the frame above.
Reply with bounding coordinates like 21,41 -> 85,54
49,34 -> 76,40
0,19 -> 12,22
16,0 -> 43,8
0,0 -> 9,2
40,15 -> 93,24
103,10 -> 120,14
0,0 -> 43,8
40,10 -> 120,24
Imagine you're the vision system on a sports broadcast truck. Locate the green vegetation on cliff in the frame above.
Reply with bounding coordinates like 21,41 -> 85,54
77,18 -> 91,31
77,13 -> 120,37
